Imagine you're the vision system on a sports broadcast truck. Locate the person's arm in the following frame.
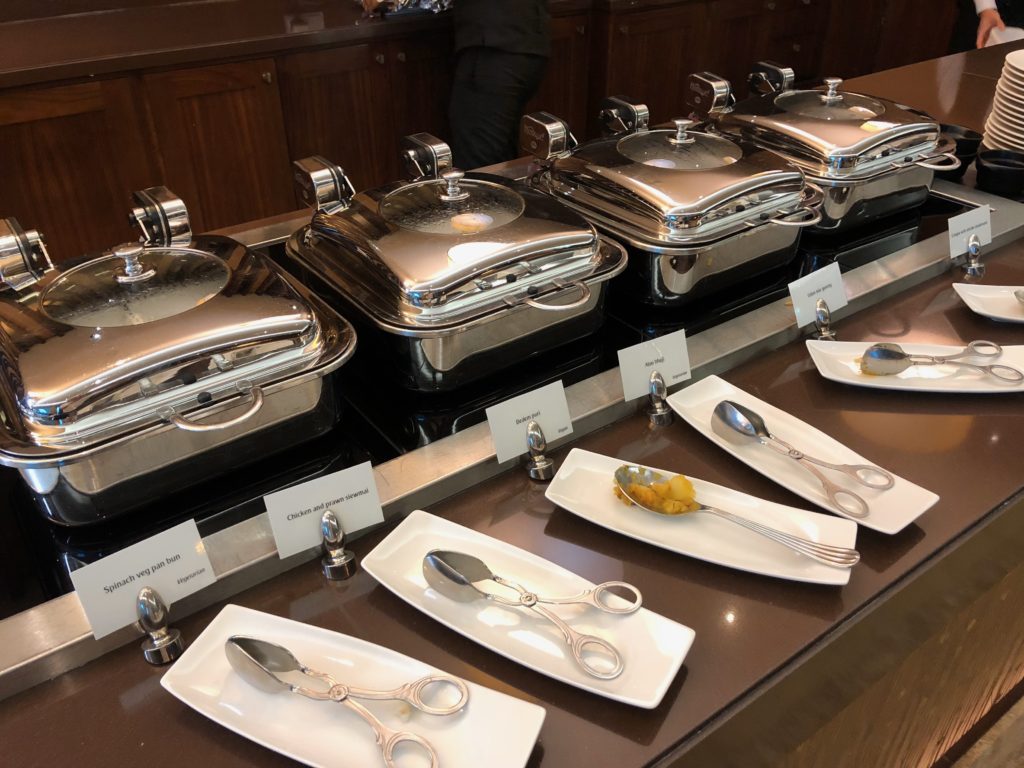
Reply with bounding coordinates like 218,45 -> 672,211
976,0 -> 1005,48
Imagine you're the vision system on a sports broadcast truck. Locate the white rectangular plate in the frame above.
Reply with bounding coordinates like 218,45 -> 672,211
806,339 -> 1024,393
545,448 -> 857,585
667,376 -> 938,535
160,604 -> 545,768
952,283 -> 1024,324
362,510 -> 694,709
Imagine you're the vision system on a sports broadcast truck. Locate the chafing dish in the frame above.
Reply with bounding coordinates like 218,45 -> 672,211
521,97 -> 821,306
284,134 -> 626,391
700,64 -> 959,232
0,188 -> 356,526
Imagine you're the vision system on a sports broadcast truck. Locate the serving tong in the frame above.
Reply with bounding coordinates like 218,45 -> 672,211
422,550 -> 641,680
859,340 -> 1023,383
713,400 -> 894,518
225,635 -> 469,768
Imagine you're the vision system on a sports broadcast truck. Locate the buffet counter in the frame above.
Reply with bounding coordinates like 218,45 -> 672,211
2,44 -> 1024,768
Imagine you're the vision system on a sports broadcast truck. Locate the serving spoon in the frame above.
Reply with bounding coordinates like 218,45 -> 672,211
613,464 -> 859,568
859,340 -> 1023,383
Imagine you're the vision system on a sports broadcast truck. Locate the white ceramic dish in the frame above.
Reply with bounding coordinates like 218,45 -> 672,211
667,375 -> 938,535
161,604 -> 545,768
545,448 -> 858,585
362,510 -> 694,708
952,283 -> 1024,323
806,339 -> 1024,394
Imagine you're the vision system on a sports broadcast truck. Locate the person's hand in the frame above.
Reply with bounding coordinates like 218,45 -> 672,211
977,8 -> 1006,48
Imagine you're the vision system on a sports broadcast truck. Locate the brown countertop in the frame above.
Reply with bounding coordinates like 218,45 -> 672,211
2,226 -> 1023,766
847,39 -> 1024,133
0,0 -> 590,90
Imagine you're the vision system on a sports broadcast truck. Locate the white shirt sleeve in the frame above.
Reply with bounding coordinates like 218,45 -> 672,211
975,0 -> 998,12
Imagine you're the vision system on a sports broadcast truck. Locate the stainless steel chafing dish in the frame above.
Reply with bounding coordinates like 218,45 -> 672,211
0,188 -> 356,526
284,134 -> 626,391
521,97 -> 821,306
700,64 -> 960,232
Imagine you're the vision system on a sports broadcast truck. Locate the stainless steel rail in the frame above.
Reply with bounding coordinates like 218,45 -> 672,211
0,180 -> 1019,701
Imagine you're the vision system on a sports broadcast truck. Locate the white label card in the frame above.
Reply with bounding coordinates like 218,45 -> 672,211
787,262 -> 848,328
617,328 -> 692,402
485,380 -> 573,464
265,461 -> 384,559
947,206 -> 992,259
69,520 -> 216,639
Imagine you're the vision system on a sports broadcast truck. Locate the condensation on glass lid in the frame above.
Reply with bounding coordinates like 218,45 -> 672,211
379,179 -> 524,235
617,130 -> 742,170
774,90 -> 886,121
39,249 -> 230,328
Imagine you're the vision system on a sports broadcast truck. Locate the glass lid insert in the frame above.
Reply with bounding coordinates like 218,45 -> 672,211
773,90 -> 887,121
617,130 -> 742,170
379,179 -> 525,235
40,247 -> 230,328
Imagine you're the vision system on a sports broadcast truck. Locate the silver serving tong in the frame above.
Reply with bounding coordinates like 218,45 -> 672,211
613,464 -> 860,568
225,635 -> 469,768
422,550 -> 641,680
860,340 -> 1022,383
713,400 -> 895,519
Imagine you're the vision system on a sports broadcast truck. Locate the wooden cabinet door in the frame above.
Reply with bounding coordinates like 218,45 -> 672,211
599,3 -> 711,124
759,0 -> 829,83
526,13 -> 591,138
706,0 -> 773,90
874,0 -> 959,72
388,34 -> 454,154
0,78 -> 158,261
143,60 -> 295,231
277,43 -> 394,191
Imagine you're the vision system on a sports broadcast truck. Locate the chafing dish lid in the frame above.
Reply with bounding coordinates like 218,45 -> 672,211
540,125 -> 804,240
380,178 -> 526,235
616,129 -> 742,170
0,234 -> 351,446
719,78 -> 940,175
301,172 -> 605,325
39,246 -> 229,327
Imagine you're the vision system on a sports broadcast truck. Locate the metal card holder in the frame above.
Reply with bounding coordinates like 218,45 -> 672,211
292,156 -> 356,214
136,586 -> 185,665
647,371 -> 673,426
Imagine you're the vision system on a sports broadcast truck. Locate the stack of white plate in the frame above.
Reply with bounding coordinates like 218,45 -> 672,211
984,49 -> 1024,151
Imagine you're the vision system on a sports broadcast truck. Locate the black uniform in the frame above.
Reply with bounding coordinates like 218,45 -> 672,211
997,0 -> 1024,26
449,0 -> 550,170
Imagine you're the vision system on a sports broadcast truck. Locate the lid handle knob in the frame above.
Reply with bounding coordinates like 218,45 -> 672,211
113,243 -> 156,284
822,77 -> 844,104
440,169 -> 470,202
669,118 -> 697,145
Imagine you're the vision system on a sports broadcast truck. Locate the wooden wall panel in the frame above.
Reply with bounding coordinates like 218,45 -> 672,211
277,44 -> 394,191
0,78 -> 158,261
143,60 -> 295,232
